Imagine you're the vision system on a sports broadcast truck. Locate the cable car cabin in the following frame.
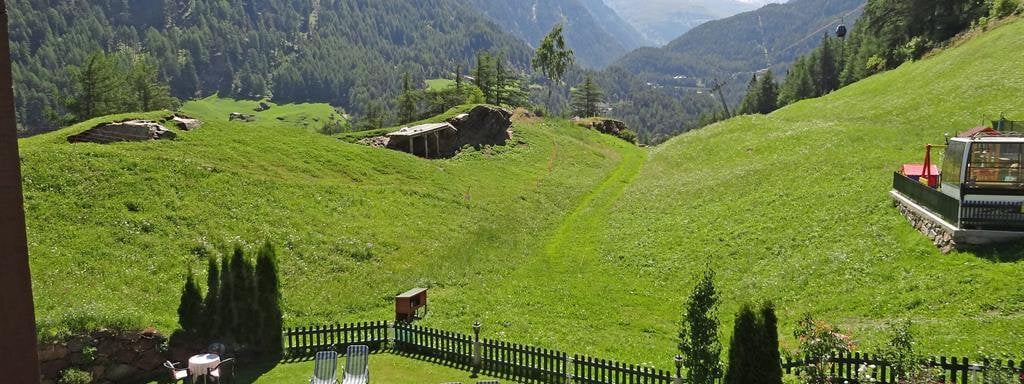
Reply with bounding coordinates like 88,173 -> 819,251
395,288 -> 428,322
892,125 -> 1024,247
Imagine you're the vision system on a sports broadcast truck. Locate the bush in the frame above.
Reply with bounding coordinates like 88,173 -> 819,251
990,0 -> 1021,18
793,314 -> 853,384
58,368 -> 91,384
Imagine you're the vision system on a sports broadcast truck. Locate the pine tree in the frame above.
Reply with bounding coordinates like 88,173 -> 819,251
203,257 -> 220,339
397,72 -> 419,124
680,267 -> 722,384
759,302 -> 783,384
255,241 -> 283,355
724,304 -> 760,384
493,56 -> 506,106
454,62 -> 464,96
571,75 -> 604,117
177,269 -> 205,336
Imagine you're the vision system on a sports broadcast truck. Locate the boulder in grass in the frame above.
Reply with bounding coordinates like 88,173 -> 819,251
166,114 -> 202,130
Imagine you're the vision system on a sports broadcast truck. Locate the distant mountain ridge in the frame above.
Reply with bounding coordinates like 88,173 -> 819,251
603,0 -> 774,45
465,0 -> 648,68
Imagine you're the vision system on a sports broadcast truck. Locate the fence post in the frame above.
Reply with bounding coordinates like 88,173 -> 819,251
472,320 -> 482,378
675,355 -> 685,384
566,354 -> 575,384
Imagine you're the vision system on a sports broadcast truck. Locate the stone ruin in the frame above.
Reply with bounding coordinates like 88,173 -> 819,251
360,105 -> 513,159
67,119 -> 177,144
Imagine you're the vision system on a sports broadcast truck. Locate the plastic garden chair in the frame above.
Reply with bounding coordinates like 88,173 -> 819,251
163,360 -> 188,383
310,350 -> 339,384
342,345 -> 370,384
205,357 -> 235,383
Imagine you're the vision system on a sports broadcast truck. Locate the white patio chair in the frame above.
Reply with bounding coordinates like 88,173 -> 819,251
163,360 -> 188,383
310,350 -> 339,384
342,345 -> 370,384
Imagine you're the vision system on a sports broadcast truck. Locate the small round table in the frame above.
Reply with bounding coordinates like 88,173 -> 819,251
188,353 -> 221,379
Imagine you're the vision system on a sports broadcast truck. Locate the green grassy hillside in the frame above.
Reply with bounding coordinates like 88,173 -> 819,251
21,18 -> 1024,373
589,19 -> 1024,358
22,97 -> 639,339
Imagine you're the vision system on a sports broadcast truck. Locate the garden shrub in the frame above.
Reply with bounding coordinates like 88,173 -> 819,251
58,368 -> 91,384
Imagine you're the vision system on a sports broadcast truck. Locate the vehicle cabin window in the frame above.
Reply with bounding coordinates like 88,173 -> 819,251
966,142 -> 1024,189
941,141 -> 966,188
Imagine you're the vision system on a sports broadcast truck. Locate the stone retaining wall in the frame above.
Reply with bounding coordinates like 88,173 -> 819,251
38,328 -> 167,384
894,199 -> 957,253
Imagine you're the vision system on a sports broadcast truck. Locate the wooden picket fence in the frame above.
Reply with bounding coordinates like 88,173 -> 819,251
283,321 -> 388,357
572,354 -> 675,384
284,321 -> 1023,384
394,322 -> 474,368
781,351 -> 1024,384
481,339 -> 567,383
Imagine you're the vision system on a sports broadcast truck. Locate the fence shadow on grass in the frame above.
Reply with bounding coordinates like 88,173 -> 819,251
966,240 -> 1024,263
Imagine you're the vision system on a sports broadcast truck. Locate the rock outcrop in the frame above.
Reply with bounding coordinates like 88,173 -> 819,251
229,112 -> 256,122
447,105 -> 513,149
38,328 -> 167,384
575,118 -> 637,144
67,120 -> 176,144
167,114 -> 202,131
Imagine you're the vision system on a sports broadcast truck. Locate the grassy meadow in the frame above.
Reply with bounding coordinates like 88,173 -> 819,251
20,17 -> 1024,379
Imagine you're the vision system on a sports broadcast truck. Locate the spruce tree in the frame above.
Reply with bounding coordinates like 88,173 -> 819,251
571,75 -> 604,117
724,304 -> 760,384
760,302 -> 783,384
474,52 -> 495,103
815,35 -> 838,96
397,72 -> 419,124
680,267 -> 722,384
255,241 -> 283,355
737,75 -> 760,115
177,270 -> 205,336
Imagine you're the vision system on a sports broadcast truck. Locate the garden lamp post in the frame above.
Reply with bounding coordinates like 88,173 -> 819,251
674,355 -> 684,384
471,320 -> 482,377
0,1 -> 41,382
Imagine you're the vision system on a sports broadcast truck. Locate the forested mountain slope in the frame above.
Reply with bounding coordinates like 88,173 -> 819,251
465,0 -> 646,68
614,0 -> 864,81
8,0 -> 532,134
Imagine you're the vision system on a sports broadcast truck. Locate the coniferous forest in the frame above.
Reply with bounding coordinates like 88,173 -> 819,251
8,0 -> 532,134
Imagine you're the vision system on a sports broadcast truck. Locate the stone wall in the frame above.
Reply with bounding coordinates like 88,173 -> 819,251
38,328 -> 167,384
894,199 -> 957,253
